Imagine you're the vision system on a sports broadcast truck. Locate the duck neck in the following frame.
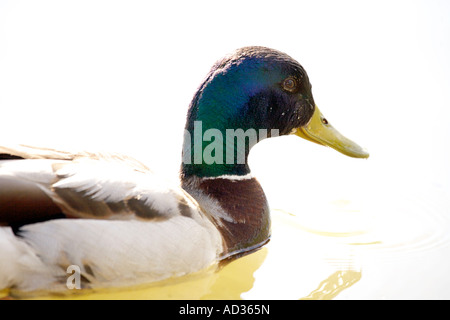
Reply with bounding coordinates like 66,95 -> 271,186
180,120 -> 257,178
181,175 -> 271,257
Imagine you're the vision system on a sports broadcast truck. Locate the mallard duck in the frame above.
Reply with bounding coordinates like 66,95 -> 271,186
0,46 -> 368,294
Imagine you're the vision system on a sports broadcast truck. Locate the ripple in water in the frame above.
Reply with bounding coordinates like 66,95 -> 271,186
278,184 -> 450,264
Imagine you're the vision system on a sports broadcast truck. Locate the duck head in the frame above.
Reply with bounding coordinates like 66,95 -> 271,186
181,46 -> 368,178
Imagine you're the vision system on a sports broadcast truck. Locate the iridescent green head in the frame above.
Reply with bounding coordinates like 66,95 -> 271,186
181,46 -> 368,179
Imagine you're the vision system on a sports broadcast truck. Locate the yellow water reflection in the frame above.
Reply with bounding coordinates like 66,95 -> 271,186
301,270 -> 362,300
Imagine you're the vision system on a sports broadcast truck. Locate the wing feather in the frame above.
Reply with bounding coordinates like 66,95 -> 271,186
0,145 -> 199,224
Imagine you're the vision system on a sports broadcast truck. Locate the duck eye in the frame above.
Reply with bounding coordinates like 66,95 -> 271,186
282,77 -> 297,92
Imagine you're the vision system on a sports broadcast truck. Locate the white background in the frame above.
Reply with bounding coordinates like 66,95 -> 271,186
1,0 -> 450,299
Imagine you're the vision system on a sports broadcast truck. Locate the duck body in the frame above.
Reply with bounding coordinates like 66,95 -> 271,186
0,47 -> 368,294
0,151 -> 223,292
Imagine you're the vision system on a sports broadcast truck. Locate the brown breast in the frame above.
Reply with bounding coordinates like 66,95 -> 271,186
196,177 -> 271,257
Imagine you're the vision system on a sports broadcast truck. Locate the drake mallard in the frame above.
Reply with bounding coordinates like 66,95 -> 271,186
0,46 -> 368,294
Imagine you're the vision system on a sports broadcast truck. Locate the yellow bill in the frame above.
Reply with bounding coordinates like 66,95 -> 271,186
295,106 -> 369,158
